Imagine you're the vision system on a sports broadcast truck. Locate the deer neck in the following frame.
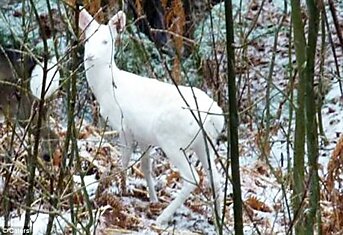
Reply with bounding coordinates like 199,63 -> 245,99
85,56 -> 120,95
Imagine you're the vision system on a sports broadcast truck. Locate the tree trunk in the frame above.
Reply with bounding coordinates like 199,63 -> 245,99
305,0 -> 320,233
225,1 -> 243,234
290,0 -> 306,234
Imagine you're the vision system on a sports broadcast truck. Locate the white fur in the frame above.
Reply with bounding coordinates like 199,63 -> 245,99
30,56 -> 60,99
79,9 -> 224,224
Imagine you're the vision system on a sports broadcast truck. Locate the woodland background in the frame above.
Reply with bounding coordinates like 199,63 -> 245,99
0,0 -> 343,234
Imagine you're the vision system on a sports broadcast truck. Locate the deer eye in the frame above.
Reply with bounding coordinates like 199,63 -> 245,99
102,40 -> 108,45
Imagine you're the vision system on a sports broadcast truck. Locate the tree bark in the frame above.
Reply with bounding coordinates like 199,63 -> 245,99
225,0 -> 243,234
290,0 -> 306,234
305,0 -> 320,233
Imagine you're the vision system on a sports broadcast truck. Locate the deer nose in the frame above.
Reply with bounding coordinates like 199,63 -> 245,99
86,53 -> 95,61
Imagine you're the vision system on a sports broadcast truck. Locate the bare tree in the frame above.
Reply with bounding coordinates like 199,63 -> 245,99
225,1 -> 243,235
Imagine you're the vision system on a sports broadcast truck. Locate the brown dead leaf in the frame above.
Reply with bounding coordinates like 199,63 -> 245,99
149,201 -> 164,216
324,134 -> 343,232
52,147 -> 62,168
73,192 -> 84,205
185,199 -> 207,216
254,129 -> 271,157
131,187 -> 148,200
245,195 -> 272,213
326,134 -> 343,193
255,161 -> 268,175
96,146 -> 111,157
96,193 -> 139,230
167,170 -> 180,185
134,165 -> 144,178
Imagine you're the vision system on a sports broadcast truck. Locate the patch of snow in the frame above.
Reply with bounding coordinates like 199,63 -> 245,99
73,174 -> 99,200
0,176 -> 4,195
0,212 -> 70,235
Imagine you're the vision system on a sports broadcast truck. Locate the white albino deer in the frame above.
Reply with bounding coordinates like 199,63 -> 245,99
79,9 -> 225,224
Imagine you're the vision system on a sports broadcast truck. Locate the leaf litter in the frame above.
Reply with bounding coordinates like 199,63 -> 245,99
1,0 -> 343,234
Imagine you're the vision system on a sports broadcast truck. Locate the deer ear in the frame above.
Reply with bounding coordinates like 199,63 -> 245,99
109,11 -> 126,33
79,9 -> 94,31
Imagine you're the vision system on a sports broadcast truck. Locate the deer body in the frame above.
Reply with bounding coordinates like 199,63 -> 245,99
80,9 -> 224,224
87,64 -> 221,145
0,48 -> 60,158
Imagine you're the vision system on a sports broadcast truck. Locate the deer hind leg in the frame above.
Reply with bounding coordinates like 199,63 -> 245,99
119,132 -> 135,194
194,138 -> 222,220
140,145 -> 158,202
156,147 -> 199,225
119,132 -> 135,169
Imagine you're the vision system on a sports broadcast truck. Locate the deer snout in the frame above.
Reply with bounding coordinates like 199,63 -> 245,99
85,53 -> 95,61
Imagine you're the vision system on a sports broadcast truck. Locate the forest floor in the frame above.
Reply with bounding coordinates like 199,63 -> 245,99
1,0 -> 343,234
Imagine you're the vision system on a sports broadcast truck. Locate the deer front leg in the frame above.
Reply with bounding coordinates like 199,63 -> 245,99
119,132 -> 134,195
119,132 -> 134,169
140,145 -> 158,202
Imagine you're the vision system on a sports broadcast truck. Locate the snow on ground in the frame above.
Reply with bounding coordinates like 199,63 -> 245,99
1,0 -> 343,234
